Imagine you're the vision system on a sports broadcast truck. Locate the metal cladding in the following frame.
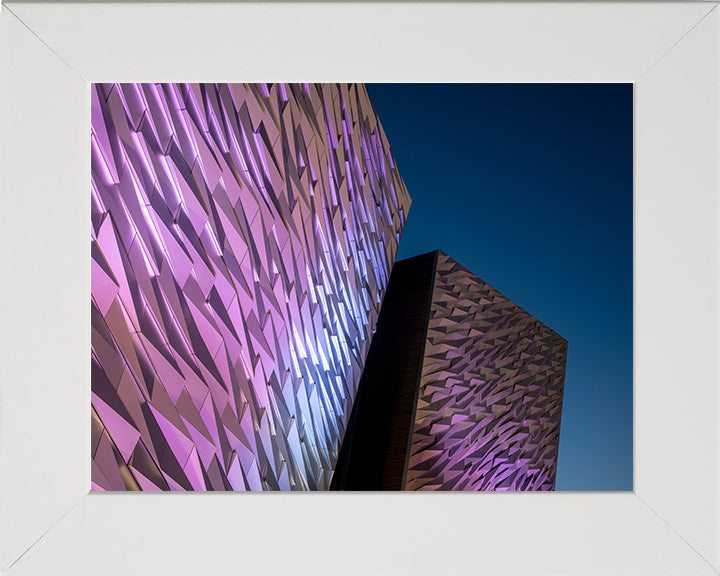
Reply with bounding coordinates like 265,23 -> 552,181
331,250 -> 567,491
90,83 -> 411,491
405,251 -> 567,491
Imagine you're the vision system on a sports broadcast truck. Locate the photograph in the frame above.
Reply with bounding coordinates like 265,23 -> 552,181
90,82 -> 632,492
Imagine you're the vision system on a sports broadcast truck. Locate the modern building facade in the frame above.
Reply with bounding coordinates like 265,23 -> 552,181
333,251 -> 567,491
91,83 -> 411,491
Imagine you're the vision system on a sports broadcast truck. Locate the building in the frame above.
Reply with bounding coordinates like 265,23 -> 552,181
90,83 -> 411,491
332,250 -> 567,491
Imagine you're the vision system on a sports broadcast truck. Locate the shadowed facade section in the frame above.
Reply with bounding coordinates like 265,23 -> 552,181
331,251 -> 437,490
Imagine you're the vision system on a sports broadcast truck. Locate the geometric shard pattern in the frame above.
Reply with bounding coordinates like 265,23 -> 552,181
405,251 -> 567,491
91,83 -> 410,491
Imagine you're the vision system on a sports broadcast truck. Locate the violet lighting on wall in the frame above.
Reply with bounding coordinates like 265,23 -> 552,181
407,252 -> 567,491
91,83 -> 410,491
333,251 -> 567,491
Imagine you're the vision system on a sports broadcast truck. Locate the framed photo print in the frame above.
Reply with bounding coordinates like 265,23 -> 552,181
1,2 -> 718,575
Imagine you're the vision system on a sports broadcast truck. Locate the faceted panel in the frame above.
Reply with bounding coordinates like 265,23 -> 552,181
332,250 -> 566,491
406,251 -> 567,491
91,83 -> 411,491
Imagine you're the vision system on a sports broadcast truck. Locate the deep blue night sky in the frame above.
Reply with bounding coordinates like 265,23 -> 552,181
367,84 -> 633,491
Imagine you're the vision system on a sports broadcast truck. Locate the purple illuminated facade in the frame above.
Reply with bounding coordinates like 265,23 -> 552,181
406,252 -> 567,490
332,251 -> 567,491
91,83 -> 410,491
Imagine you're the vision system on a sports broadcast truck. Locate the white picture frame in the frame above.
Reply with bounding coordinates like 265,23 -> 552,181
1,2 -> 718,574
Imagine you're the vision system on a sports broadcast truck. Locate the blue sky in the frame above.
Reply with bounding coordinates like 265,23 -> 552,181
368,83 -> 633,491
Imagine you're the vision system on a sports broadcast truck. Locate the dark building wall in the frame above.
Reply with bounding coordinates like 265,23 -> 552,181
331,251 -> 437,490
